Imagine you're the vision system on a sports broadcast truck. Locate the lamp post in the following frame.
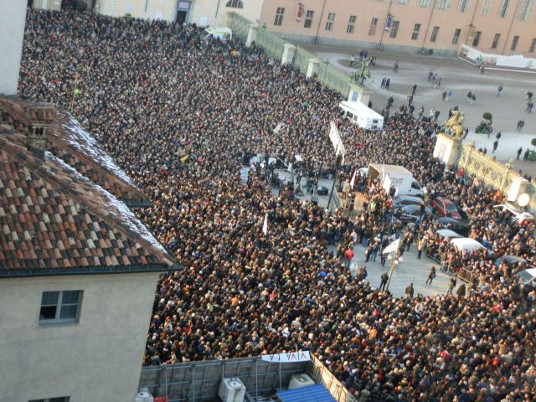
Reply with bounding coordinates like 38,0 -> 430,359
385,250 -> 403,292
327,153 -> 342,211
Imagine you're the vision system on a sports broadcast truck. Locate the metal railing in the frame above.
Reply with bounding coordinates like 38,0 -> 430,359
293,47 -> 315,75
256,28 -> 286,60
227,12 -> 250,40
316,60 -> 352,96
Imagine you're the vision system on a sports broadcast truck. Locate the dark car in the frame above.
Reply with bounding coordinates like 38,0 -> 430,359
431,197 -> 462,220
494,255 -> 527,268
317,186 -> 329,196
434,217 -> 471,236
395,204 -> 432,223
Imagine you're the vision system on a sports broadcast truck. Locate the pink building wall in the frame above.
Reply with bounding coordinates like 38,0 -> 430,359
259,0 -> 536,56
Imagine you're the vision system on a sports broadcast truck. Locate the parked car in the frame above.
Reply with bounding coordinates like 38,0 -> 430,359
317,186 -> 329,196
518,268 -> 536,287
434,217 -> 471,236
393,195 -> 425,209
493,204 -> 534,225
494,255 -> 528,268
431,197 -> 462,220
394,204 -> 432,223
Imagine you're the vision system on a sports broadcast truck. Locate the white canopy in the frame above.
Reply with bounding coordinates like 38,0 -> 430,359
450,238 -> 484,252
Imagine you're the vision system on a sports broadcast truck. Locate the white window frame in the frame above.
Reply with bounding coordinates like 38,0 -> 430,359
368,17 -> 378,35
452,28 -> 461,44
325,12 -> 335,31
481,0 -> 492,14
458,0 -> 470,12
39,290 -> 83,325
347,15 -> 357,33
304,10 -> 314,28
397,0 -> 409,4
430,26 -> 440,42
511,35 -> 519,50
517,0 -> 535,20
390,21 -> 400,38
274,7 -> 285,26
437,0 -> 452,10
499,0 -> 511,17
530,38 -> 536,53
491,33 -> 501,48
412,23 -> 421,40
419,0 -> 433,7
226,0 -> 243,8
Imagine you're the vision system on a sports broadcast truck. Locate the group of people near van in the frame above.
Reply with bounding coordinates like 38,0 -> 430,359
18,9 -> 536,401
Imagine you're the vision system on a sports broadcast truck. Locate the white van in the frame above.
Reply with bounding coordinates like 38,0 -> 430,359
203,27 -> 233,41
339,101 -> 384,130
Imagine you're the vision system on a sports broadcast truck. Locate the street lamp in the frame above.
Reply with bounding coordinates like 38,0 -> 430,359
327,153 -> 342,211
385,251 -> 403,292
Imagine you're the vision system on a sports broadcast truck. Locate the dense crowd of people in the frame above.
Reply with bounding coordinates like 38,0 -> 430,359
19,9 -> 535,401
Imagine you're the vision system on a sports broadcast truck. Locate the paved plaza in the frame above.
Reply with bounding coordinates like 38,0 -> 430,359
302,44 -> 536,175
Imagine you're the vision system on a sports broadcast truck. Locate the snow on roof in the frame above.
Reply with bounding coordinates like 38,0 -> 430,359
45,152 -> 167,253
62,118 -> 136,187
369,163 -> 413,176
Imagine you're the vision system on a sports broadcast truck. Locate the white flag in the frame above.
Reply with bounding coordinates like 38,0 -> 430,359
262,213 -> 268,235
382,239 -> 400,254
350,169 -> 357,189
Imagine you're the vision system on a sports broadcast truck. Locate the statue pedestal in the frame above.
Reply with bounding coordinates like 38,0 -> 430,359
433,133 -> 462,167
348,84 -> 371,104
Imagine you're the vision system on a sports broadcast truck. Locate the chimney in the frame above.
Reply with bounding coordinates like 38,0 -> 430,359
25,104 -> 56,158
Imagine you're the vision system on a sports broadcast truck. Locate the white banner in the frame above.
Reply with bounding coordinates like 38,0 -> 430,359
328,122 -> 345,164
261,351 -> 311,363
382,238 -> 400,255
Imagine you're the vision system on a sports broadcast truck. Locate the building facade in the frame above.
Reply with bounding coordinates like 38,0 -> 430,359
259,0 -> 536,56
0,99 -> 177,402
88,0 -> 264,26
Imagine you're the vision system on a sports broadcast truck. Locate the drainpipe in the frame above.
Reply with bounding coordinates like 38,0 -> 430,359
466,0 -> 481,45
502,0 -> 522,55
313,0 -> 328,44
421,0 -> 438,52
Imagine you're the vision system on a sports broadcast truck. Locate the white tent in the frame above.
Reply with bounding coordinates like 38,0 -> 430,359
450,238 -> 484,252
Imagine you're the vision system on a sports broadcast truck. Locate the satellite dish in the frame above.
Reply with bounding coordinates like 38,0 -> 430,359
518,193 -> 530,207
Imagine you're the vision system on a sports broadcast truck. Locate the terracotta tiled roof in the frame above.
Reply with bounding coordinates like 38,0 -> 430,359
0,122 -> 176,275
0,97 -> 151,207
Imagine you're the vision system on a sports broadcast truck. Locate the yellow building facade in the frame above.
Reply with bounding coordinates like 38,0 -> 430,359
258,0 -> 536,56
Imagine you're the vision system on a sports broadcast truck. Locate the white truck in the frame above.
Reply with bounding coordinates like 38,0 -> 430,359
339,101 -> 384,130
367,163 -> 423,198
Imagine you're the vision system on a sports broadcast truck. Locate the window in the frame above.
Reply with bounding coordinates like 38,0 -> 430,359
29,398 -> 70,402
390,21 -> 400,38
430,26 -> 440,42
368,18 -> 378,35
397,0 -> 409,3
325,12 -> 335,31
412,23 -> 421,40
472,31 -> 482,46
530,38 -> 536,52
481,0 -> 492,14
304,10 -> 314,28
491,33 -> 501,48
499,0 -> 511,17
452,28 -> 461,44
419,0 -> 433,6
274,7 -> 285,26
517,0 -> 535,20
226,0 -> 243,8
347,15 -> 357,33
511,35 -> 519,50
437,0 -> 452,9
458,0 -> 470,12
39,291 -> 82,324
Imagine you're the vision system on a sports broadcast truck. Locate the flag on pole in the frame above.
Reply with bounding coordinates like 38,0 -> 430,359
384,14 -> 393,31
262,213 -> 268,235
350,168 -> 357,190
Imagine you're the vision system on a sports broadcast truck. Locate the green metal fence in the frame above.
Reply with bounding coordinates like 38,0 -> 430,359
227,12 -> 250,40
256,28 -> 286,61
293,47 -> 315,75
317,61 -> 352,96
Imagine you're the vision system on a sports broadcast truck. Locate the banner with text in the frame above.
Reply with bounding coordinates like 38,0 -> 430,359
261,351 -> 311,363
